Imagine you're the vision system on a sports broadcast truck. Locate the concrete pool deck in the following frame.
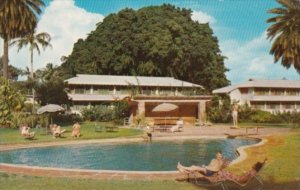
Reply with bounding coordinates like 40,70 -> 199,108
0,125 -> 291,180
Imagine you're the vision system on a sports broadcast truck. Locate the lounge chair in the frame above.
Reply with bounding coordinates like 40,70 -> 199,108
51,125 -> 66,138
20,125 -> 35,140
186,159 -> 266,190
22,132 -> 35,140
170,120 -> 184,132
53,129 -> 66,138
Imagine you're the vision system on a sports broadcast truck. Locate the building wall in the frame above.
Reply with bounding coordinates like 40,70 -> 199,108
227,87 -> 300,113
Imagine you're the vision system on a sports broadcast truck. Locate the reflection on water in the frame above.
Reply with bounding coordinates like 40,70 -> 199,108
0,138 -> 259,171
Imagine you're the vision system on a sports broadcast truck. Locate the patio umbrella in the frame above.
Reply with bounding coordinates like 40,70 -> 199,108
152,103 -> 178,126
37,104 -> 65,124
152,103 -> 178,112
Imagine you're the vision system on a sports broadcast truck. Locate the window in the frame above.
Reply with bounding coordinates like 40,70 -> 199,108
75,88 -> 84,94
286,89 -> 298,96
270,89 -> 284,96
251,102 -> 265,109
283,103 -> 294,109
254,88 -> 269,95
266,103 -> 279,110
239,88 -> 248,94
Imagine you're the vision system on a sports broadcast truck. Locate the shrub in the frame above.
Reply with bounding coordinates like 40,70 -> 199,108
207,94 -> 231,123
249,110 -> 275,123
81,101 -> 129,124
53,114 -> 83,125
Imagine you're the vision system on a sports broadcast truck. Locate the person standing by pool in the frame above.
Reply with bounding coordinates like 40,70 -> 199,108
177,151 -> 226,176
144,125 -> 152,142
232,102 -> 239,128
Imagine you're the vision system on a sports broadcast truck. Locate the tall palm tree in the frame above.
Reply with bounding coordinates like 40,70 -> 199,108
11,31 -> 52,113
266,0 -> 300,72
0,0 -> 44,79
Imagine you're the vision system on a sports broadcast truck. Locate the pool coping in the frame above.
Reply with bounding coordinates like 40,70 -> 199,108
0,135 -> 266,180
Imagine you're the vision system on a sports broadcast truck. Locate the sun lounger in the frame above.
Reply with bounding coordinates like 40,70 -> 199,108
53,129 -> 66,138
185,159 -> 266,190
22,132 -> 35,140
20,125 -> 35,140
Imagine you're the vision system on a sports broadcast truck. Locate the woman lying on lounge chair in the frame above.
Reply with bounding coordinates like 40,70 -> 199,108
51,124 -> 66,138
20,124 -> 35,139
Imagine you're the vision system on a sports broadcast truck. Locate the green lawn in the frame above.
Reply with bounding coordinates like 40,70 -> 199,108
238,122 -> 299,128
0,122 -> 142,144
0,125 -> 299,190
0,173 -> 200,190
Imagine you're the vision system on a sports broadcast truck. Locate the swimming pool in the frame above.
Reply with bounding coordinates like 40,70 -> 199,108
0,138 -> 259,171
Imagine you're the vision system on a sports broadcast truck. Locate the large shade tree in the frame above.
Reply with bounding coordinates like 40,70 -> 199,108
11,31 -> 52,113
266,0 -> 300,72
61,4 -> 229,91
0,0 -> 45,79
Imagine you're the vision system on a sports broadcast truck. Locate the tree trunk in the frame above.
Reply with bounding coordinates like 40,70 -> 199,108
2,38 -> 9,79
30,49 -> 35,114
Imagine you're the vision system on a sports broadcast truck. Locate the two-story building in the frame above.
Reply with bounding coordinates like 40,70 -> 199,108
65,74 -> 211,125
213,79 -> 300,113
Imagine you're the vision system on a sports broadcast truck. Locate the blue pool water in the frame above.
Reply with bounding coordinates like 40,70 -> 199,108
0,138 -> 259,171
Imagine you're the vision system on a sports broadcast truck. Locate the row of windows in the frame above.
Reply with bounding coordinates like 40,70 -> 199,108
240,88 -> 300,96
252,103 -> 300,110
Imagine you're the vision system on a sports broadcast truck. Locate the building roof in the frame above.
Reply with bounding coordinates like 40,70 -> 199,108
213,79 -> 300,94
65,74 -> 203,88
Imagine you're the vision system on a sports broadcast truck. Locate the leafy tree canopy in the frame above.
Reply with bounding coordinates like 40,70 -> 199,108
61,4 -> 230,91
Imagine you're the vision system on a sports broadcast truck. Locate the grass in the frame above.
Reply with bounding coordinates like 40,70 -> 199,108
0,122 -> 142,144
237,122 -> 299,128
0,124 -> 299,189
228,128 -> 300,190
0,173 -> 201,190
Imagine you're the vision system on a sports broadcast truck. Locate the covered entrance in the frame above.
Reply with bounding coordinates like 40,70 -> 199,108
130,95 -> 211,126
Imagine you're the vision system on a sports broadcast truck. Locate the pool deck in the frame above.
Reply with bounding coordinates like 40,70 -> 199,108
0,125 -> 291,180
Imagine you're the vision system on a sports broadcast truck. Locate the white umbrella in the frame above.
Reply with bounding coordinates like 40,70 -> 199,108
37,104 -> 65,114
152,103 -> 178,126
152,103 -> 178,112
37,104 -> 65,124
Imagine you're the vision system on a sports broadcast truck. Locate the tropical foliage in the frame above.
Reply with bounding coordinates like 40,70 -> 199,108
11,31 -> 52,113
0,57 -> 23,80
266,0 -> 300,72
207,94 -> 232,123
0,0 -> 45,78
61,4 -> 229,91
34,63 -> 69,106
0,77 -> 25,127
82,101 -> 130,124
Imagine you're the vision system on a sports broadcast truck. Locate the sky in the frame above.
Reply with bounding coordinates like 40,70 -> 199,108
2,0 -> 300,84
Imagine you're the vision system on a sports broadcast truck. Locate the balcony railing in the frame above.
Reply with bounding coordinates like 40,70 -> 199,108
70,89 -> 201,96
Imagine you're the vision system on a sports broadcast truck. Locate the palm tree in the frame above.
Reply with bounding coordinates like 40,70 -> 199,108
266,0 -> 300,72
11,31 -> 52,113
0,0 -> 44,79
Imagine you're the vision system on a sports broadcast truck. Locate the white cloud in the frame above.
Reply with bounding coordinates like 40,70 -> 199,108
1,0 -> 104,71
220,32 -> 300,84
191,10 -> 216,24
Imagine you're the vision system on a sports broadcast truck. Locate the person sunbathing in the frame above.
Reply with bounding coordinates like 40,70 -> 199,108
52,124 -> 66,138
72,122 -> 81,138
177,151 -> 226,176
20,124 -> 35,138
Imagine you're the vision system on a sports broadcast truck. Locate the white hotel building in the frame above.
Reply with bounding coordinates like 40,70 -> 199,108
65,74 -> 211,125
213,79 -> 300,113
